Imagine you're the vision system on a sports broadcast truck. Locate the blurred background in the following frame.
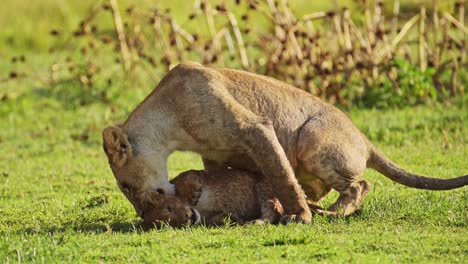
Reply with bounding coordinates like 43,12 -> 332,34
1,0 -> 466,173
1,0 -> 466,110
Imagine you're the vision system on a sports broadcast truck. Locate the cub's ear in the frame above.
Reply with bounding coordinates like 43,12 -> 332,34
139,190 -> 163,210
102,126 -> 133,167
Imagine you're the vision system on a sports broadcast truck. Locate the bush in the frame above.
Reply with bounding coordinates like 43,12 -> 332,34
360,58 -> 438,108
3,0 -> 466,109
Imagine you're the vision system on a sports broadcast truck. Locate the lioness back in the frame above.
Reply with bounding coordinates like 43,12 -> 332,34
173,62 -> 353,151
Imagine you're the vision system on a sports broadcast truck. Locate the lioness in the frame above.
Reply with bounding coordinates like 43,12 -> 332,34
103,61 -> 467,223
142,169 -> 284,229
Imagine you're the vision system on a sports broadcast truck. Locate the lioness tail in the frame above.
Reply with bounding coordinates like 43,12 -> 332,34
367,146 -> 468,190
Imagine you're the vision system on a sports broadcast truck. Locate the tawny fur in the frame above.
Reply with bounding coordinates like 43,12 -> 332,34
142,169 -> 284,228
103,61 -> 467,222
140,191 -> 198,230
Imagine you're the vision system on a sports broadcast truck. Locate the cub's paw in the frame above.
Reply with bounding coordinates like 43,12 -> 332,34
280,213 -> 312,225
244,219 -> 267,226
279,214 -> 297,225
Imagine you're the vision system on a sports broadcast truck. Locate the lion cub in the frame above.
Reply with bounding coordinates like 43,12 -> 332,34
142,169 -> 284,229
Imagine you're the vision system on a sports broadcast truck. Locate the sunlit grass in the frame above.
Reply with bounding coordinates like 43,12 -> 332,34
1,0 -> 467,262
1,90 -> 466,262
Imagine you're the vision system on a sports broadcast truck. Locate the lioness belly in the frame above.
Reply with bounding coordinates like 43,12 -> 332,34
200,151 -> 260,173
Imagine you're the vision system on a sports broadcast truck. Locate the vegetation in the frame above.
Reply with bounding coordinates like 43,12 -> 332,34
1,98 -> 466,262
2,0 -> 467,108
0,0 -> 467,263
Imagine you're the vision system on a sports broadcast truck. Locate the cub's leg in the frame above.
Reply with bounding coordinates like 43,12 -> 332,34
252,179 -> 284,224
297,115 -> 371,216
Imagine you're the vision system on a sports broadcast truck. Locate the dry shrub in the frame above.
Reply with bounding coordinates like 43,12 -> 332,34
12,0 -> 468,107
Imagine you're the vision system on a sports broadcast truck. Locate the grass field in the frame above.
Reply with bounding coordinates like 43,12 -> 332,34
1,0 -> 467,263
1,93 -> 467,262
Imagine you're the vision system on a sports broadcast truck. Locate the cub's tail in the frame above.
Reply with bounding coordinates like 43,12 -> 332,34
367,146 -> 468,190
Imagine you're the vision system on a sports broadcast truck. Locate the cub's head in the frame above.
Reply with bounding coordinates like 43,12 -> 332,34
141,191 -> 200,230
102,126 -> 163,217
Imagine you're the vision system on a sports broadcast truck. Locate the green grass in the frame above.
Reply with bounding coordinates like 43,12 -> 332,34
1,0 -> 467,263
1,89 -> 467,262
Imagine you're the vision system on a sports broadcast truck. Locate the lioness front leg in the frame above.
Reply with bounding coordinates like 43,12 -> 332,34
237,118 -> 311,223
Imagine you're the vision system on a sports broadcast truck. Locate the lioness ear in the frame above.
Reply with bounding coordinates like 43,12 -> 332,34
102,126 -> 133,167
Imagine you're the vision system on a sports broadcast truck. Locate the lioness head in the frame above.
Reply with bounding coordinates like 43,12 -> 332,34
141,191 -> 201,230
102,126 -> 166,217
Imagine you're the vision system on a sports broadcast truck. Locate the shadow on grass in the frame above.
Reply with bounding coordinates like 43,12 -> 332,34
19,220 -> 143,235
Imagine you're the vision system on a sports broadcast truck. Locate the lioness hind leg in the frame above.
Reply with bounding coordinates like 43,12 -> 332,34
327,179 -> 371,216
297,115 -> 370,217
308,180 -> 371,216
307,200 -> 333,216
